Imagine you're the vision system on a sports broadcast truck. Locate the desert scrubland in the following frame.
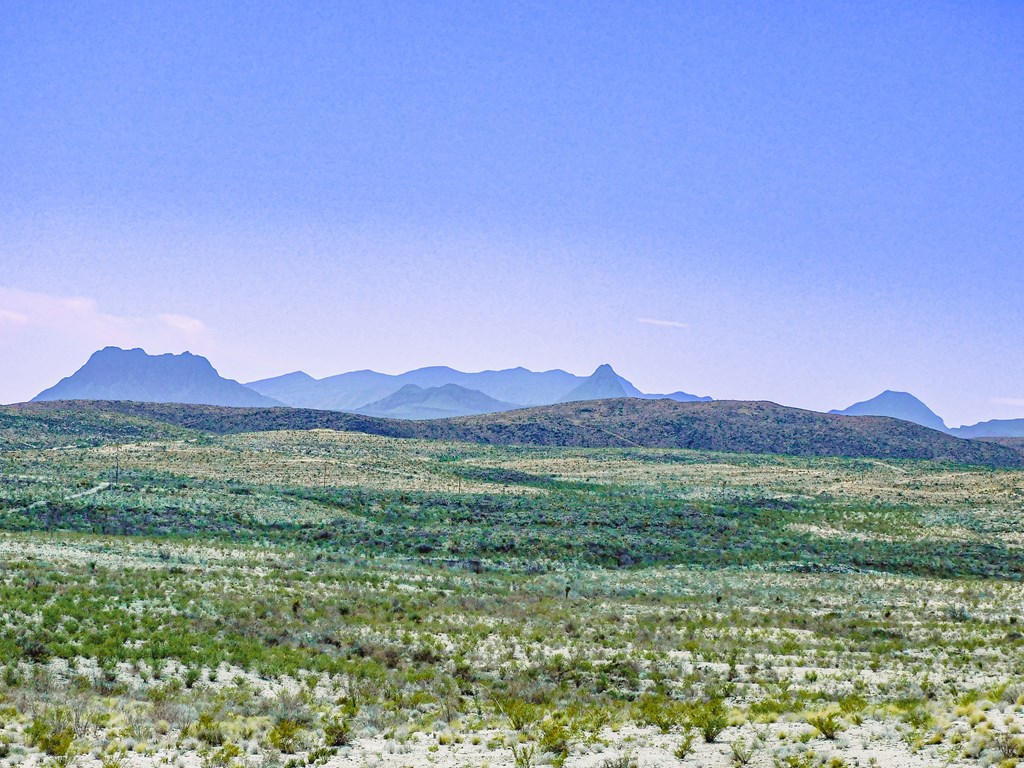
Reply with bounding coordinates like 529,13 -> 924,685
2,420 -> 1023,768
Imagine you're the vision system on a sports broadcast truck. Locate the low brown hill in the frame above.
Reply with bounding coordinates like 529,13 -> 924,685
974,435 -> 1024,454
3,400 -> 418,439
7,398 -> 1023,468
417,398 -> 1024,466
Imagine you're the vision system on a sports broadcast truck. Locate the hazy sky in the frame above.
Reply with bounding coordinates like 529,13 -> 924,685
2,2 -> 1022,426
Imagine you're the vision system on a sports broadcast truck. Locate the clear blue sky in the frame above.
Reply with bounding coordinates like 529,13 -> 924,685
2,1 -> 1022,426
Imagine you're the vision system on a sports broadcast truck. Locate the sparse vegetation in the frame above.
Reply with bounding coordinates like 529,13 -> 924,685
0,404 -> 1022,766
807,711 -> 844,740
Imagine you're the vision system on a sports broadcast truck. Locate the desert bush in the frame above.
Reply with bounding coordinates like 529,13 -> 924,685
599,754 -> 637,768
511,741 -> 537,768
995,732 -> 1024,759
185,666 -> 202,689
731,738 -> 757,766
538,715 -> 578,766
495,695 -> 545,732
99,750 -> 128,768
1001,683 -> 1024,705
898,701 -> 934,730
27,707 -> 75,756
322,714 -> 353,747
635,693 -> 686,733
203,742 -> 244,768
837,695 -> 866,723
674,729 -> 696,759
190,711 -> 226,746
806,711 -> 843,740
268,718 -> 304,753
689,698 -> 728,743
772,753 -> 819,768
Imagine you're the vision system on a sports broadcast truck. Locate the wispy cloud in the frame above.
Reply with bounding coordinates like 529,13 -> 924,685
0,287 -> 219,405
991,397 -> 1024,408
637,317 -> 690,329
0,308 -> 30,328
0,287 -> 211,350
157,313 -> 207,336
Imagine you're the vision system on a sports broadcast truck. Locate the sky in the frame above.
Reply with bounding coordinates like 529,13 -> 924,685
1,1 -> 1022,427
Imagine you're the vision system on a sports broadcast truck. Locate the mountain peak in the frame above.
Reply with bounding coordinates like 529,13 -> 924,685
33,347 -> 280,407
830,390 -> 948,432
248,370 -> 315,386
560,363 -> 640,403
356,382 -> 516,420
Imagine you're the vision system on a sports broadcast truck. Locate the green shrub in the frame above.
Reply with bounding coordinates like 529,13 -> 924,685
635,694 -> 686,734
511,741 -> 537,768
203,742 -> 244,768
772,754 -> 819,768
898,703 -> 933,730
26,707 -> 75,756
305,745 -> 338,765
674,729 -> 695,760
184,666 -> 202,688
99,751 -> 128,768
191,712 -> 225,746
538,716 -> 577,766
806,711 -> 843,740
689,698 -> 728,743
838,695 -> 866,716
322,715 -> 353,747
268,718 -> 304,753
995,733 -> 1024,760
495,696 -> 544,732
731,739 -> 756,766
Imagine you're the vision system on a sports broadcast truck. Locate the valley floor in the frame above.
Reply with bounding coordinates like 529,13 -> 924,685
1,425 -> 1023,768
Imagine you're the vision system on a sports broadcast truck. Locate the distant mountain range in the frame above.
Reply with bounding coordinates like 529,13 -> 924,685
830,389 -> 1024,438
953,419 -> 1024,439
30,347 -> 711,418
247,360 -> 711,417
24,347 -> 1024,437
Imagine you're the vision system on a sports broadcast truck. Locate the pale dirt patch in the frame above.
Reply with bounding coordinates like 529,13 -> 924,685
12,720 -> 989,768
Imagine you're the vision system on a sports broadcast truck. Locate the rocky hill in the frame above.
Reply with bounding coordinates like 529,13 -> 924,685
12,397 -> 1022,467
